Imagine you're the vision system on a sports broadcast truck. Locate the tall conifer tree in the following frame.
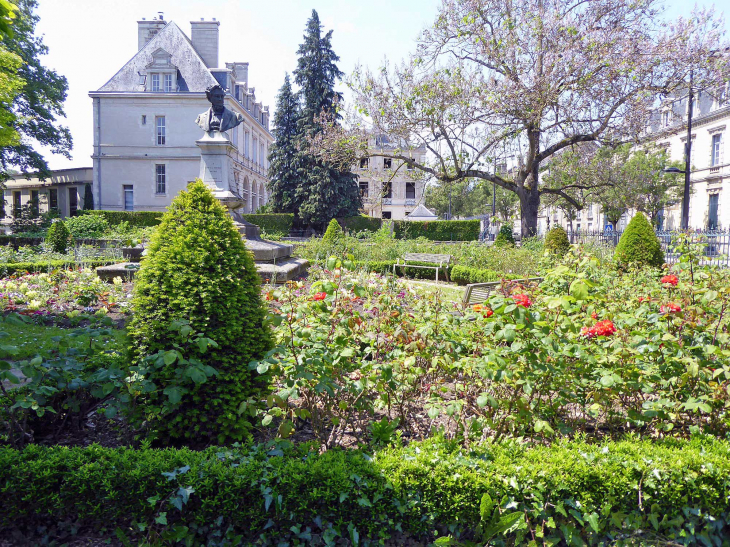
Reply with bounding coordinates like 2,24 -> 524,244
292,10 -> 361,228
267,73 -> 301,213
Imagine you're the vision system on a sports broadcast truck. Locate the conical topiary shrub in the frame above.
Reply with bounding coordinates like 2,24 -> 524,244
614,212 -> 664,268
128,180 -> 272,445
494,224 -> 515,247
544,226 -> 571,257
46,220 -> 72,254
321,218 -> 343,243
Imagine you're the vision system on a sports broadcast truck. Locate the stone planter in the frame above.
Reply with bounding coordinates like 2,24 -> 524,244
122,246 -> 145,262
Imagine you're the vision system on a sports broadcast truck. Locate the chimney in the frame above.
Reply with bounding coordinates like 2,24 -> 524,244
190,19 -> 220,68
137,16 -> 166,50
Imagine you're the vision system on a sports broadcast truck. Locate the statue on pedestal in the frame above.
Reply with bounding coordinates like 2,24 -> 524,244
196,83 -> 244,134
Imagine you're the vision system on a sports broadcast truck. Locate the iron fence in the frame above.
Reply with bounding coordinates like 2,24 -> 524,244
565,229 -> 730,267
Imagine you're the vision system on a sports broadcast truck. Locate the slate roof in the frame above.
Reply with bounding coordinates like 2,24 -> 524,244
97,22 -> 217,92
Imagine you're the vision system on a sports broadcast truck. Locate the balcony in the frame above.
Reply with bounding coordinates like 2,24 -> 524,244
405,199 -> 416,206
383,198 -> 393,205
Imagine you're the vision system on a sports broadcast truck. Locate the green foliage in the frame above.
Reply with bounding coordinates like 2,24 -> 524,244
82,183 -> 93,210
394,220 -> 480,241
544,226 -> 571,257
128,180 -> 272,445
321,218 -> 344,243
451,265 -> 510,285
0,44 -> 24,148
614,212 -> 664,268
64,214 -> 109,239
77,210 -> 162,227
0,258 -> 117,276
493,224 -> 515,247
267,73 -> 301,214
45,220 -> 71,254
424,179 -> 492,218
338,215 -> 382,234
0,0 -> 72,178
2,438 -> 730,544
241,213 -> 294,237
0,313 -> 128,447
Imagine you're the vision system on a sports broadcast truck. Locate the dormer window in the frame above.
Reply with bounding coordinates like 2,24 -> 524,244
661,110 -> 671,128
145,48 -> 177,93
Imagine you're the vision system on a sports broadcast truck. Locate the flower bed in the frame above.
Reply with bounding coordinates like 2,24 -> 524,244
255,248 -> 730,446
0,269 -> 132,317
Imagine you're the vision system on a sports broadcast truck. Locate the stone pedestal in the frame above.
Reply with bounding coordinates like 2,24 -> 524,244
196,130 -> 242,212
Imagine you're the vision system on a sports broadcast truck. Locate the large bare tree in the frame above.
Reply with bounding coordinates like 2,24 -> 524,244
316,0 -> 727,236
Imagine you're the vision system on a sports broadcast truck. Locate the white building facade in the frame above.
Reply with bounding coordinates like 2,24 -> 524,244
89,14 -> 272,213
537,84 -> 730,234
357,137 -> 428,220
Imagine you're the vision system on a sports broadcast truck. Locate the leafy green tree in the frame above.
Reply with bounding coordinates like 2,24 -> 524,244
267,73 -> 301,214
0,46 -> 24,148
0,0 -> 17,38
128,180 -> 272,445
0,0 -> 72,179
614,212 -> 664,268
425,179 -> 491,218
292,10 -> 361,228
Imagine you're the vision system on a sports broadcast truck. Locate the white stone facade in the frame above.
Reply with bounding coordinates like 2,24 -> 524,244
89,15 -> 272,214
357,137 -> 427,220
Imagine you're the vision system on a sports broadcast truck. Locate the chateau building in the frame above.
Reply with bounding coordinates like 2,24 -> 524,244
357,136 -> 428,220
89,13 -> 272,213
537,83 -> 730,234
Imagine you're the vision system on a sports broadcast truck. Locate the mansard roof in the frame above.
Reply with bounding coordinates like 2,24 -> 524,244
97,21 -> 217,92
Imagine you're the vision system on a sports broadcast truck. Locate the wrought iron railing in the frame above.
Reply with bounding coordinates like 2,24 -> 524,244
564,229 -> 730,267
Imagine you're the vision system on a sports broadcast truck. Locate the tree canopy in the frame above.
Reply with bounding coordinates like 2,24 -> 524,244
0,0 -> 72,180
318,0 -> 727,236
267,73 -> 301,214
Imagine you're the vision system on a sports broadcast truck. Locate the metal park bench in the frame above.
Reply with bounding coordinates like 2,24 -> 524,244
462,277 -> 543,306
393,253 -> 452,282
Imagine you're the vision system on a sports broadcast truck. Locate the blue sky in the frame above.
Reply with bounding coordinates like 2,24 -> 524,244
34,0 -> 729,170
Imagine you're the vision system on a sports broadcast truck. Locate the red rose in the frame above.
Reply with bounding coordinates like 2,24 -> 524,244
485,309 -> 494,318
512,294 -> 532,308
582,320 -> 616,338
660,302 -> 681,314
313,292 -> 327,301
661,275 -> 679,286
591,312 -> 598,320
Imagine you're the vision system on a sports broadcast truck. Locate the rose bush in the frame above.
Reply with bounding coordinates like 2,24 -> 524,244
252,247 -> 730,447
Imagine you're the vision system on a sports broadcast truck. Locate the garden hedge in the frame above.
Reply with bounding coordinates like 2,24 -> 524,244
78,210 -> 163,227
338,215 -> 383,234
241,213 -> 294,236
1,437 -> 729,544
394,219 -> 480,241
451,265 -> 513,285
614,212 -> 664,268
0,259 -> 120,276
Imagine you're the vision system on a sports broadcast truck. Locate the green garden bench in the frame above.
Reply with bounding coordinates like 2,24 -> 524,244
462,277 -> 543,306
393,253 -> 452,282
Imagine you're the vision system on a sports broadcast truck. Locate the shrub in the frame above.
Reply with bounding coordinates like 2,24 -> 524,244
451,265 -> 512,285
77,210 -> 162,227
321,218 -> 344,244
0,258 -> 118,276
128,180 -> 272,445
241,213 -> 294,236
544,226 -> 571,257
45,220 -> 72,254
614,212 -> 664,268
394,219 -> 480,241
83,184 -> 94,210
2,438 -> 730,544
64,215 -> 109,239
493,224 -> 515,247
338,215 -> 382,234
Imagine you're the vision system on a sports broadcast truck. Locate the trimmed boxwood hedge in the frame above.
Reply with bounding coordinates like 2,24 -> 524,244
451,265 -> 512,285
338,215 -> 383,234
241,213 -> 294,235
77,210 -> 163,227
394,219 -> 480,241
0,259 -> 120,276
1,437 -> 730,544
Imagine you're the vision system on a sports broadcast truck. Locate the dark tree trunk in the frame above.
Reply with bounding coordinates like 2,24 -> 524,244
518,168 -> 541,238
